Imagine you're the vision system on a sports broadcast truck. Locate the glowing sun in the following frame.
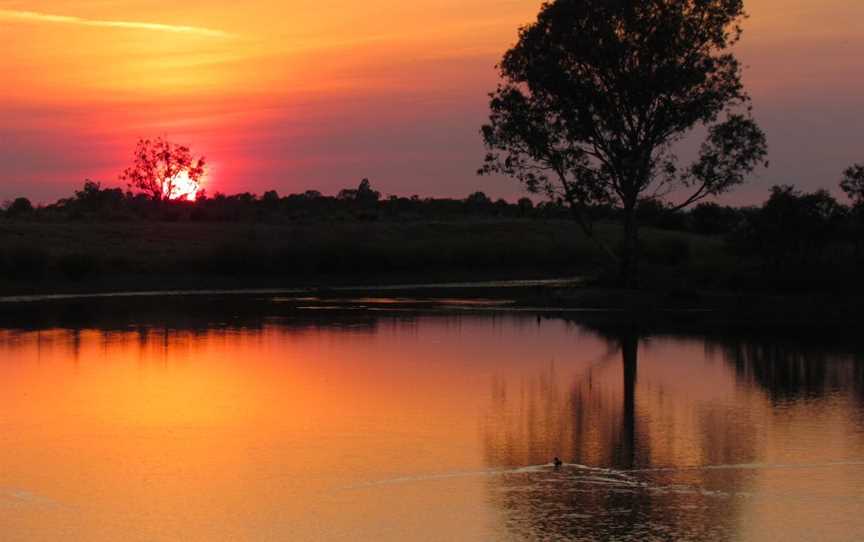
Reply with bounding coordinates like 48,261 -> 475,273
164,170 -> 203,201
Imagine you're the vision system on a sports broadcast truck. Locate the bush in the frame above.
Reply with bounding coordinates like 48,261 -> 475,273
5,198 -> 34,218
1,244 -> 49,280
642,237 -> 691,266
58,253 -> 100,281
203,242 -> 260,275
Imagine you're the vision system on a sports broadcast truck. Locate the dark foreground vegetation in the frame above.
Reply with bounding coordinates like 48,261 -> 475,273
1,179 -> 863,302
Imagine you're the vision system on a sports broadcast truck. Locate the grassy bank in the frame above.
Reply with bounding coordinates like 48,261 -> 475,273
2,216 -> 863,325
2,217 -> 859,321
0,219 -> 716,295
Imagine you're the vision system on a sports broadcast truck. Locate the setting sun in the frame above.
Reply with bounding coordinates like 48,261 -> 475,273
165,170 -> 203,201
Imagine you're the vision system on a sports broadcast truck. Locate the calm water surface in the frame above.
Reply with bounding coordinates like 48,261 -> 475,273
1,297 -> 864,541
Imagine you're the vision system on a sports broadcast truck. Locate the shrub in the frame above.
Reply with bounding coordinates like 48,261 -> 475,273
1,244 -> 49,280
642,237 -> 691,266
204,242 -> 259,275
5,198 -> 34,218
58,252 -> 100,282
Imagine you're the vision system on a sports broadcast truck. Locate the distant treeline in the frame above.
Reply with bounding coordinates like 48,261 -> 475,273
5,178 -> 863,245
1,178 -> 863,292
2,179 -> 555,222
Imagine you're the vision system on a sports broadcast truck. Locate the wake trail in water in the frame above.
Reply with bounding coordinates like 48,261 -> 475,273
342,464 -> 557,490
627,460 -> 864,474
0,488 -> 63,508
343,462 -> 647,491
342,459 -> 864,498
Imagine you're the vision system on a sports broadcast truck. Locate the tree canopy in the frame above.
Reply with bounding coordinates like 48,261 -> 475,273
120,138 -> 206,201
480,0 -> 768,285
840,164 -> 864,206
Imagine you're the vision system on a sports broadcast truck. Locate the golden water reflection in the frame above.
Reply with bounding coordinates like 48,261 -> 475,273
1,309 -> 863,541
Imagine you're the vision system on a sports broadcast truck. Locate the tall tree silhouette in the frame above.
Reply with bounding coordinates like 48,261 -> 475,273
480,0 -> 767,287
120,138 -> 206,201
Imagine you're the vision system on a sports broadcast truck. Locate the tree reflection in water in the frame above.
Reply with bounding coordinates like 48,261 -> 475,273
3,298 -> 864,540
481,323 -> 864,541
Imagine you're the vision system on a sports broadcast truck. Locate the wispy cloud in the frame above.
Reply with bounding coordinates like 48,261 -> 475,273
0,9 -> 233,38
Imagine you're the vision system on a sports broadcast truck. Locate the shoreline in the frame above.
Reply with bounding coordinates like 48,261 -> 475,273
0,276 -> 583,304
0,273 -> 861,330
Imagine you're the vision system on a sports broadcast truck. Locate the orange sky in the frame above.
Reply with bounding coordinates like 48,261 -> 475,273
1,0 -> 863,203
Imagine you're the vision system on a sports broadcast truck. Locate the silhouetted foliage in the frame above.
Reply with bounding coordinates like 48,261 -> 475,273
120,138 -> 206,201
339,178 -> 381,204
261,190 -> 280,205
0,244 -> 48,280
58,252 -> 100,282
4,197 -> 34,218
465,191 -> 493,213
6,173 -> 864,294
840,164 -> 864,206
642,236 -> 691,266
64,180 -> 127,220
838,164 -> 864,261
24,178 -> 560,224
690,202 -> 742,235
729,185 -> 851,288
480,0 -> 768,287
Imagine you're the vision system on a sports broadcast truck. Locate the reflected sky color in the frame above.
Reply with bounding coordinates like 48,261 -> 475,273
1,0 -> 863,203
2,309 -> 864,541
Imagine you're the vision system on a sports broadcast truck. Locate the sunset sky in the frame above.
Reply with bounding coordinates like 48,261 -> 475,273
2,0 -> 862,204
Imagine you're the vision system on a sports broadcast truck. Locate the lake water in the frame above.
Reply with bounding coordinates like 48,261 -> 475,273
1,296 -> 864,541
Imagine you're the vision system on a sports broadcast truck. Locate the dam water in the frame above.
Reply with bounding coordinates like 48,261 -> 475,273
1,295 -> 863,541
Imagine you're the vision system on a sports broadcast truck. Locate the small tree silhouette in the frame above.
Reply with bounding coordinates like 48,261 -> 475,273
4,197 -> 34,218
120,138 -> 205,201
339,179 -> 381,203
840,164 -> 864,259
356,179 -> 381,204
840,164 -> 864,206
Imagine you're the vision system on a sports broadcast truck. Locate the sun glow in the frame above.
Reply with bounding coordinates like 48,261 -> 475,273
164,170 -> 202,201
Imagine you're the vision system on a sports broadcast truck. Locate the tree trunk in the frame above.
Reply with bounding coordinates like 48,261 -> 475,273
617,326 -> 638,469
619,205 -> 640,288
565,202 -> 619,266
